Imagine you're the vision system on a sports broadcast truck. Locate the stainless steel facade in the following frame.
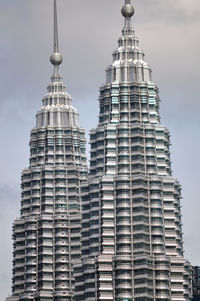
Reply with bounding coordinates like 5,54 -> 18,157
7,73 -> 88,300
7,1 -> 192,301
6,1 -> 88,300
74,1 -> 192,301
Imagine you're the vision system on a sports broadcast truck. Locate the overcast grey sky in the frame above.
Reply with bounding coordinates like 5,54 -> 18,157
0,0 -> 200,299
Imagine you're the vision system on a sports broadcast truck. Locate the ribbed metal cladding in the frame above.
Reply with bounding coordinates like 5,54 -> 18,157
6,2 -> 193,301
6,0 -> 88,299
74,2 -> 192,301
6,70 -> 88,301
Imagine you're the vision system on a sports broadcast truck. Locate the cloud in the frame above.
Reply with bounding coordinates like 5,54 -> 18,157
172,0 -> 200,15
0,183 -> 19,300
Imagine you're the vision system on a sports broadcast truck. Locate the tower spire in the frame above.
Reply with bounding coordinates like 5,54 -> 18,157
50,0 -> 63,75
54,0 -> 59,53
121,0 -> 135,33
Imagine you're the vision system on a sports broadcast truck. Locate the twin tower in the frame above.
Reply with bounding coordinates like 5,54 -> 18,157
7,1 -> 192,301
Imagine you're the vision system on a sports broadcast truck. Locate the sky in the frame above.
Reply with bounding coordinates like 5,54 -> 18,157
0,0 -> 200,299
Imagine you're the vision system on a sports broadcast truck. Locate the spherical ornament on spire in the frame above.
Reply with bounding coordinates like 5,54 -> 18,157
121,4 -> 135,18
50,52 -> 63,66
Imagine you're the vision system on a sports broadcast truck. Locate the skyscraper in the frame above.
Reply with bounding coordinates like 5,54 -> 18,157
74,1 -> 192,300
192,266 -> 200,300
6,1 -> 87,300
